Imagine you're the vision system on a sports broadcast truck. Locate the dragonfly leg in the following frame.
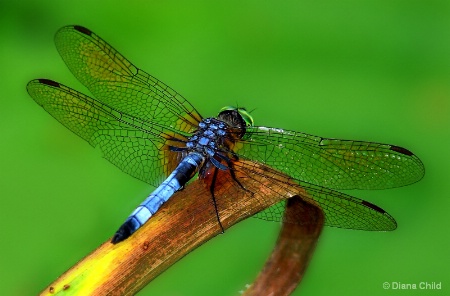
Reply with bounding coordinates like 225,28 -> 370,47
209,167 -> 225,233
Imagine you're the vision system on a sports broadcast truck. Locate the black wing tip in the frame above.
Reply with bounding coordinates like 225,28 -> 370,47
361,200 -> 398,231
361,200 -> 386,214
36,78 -> 60,87
73,25 -> 92,36
390,145 -> 414,156
389,145 -> 426,183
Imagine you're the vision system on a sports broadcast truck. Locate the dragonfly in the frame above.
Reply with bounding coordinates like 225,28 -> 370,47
27,25 -> 425,244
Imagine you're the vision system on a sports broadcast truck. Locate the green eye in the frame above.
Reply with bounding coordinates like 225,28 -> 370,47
219,106 -> 235,113
237,108 -> 254,127
219,106 -> 254,127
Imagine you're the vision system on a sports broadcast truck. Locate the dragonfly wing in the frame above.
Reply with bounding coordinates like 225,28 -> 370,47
202,158 -> 396,231
27,79 -> 185,186
253,183 -> 397,231
235,126 -> 424,190
54,25 -> 202,135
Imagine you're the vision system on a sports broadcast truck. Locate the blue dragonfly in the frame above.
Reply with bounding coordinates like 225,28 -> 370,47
27,25 -> 424,244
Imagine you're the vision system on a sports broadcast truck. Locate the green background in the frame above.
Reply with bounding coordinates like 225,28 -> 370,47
1,1 -> 449,295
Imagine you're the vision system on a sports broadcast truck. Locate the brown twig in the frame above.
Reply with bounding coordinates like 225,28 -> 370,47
39,160 -> 321,295
243,196 -> 324,296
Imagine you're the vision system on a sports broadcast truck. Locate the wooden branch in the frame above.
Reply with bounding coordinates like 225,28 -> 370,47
39,178 -> 222,295
243,196 -> 324,296
39,160 -> 322,295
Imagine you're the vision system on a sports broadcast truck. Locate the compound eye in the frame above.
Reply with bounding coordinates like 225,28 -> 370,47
237,108 -> 254,127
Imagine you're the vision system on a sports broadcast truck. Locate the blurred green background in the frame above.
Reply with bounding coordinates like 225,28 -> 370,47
1,0 -> 449,295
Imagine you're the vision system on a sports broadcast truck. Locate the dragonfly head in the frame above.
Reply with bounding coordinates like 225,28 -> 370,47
218,106 -> 254,140
218,106 -> 254,127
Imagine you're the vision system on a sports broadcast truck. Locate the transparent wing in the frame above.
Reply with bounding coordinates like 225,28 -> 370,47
27,79 -> 185,186
54,25 -> 202,135
253,183 -> 397,231
234,126 -> 424,190
205,159 -> 396,231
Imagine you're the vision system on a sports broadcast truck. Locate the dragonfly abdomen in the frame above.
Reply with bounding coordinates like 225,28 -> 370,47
111,152 -> 205,244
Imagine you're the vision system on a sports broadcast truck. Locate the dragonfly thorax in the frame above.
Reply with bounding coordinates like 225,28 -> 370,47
186,118 -> 227,158
179,107 -> 252,171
